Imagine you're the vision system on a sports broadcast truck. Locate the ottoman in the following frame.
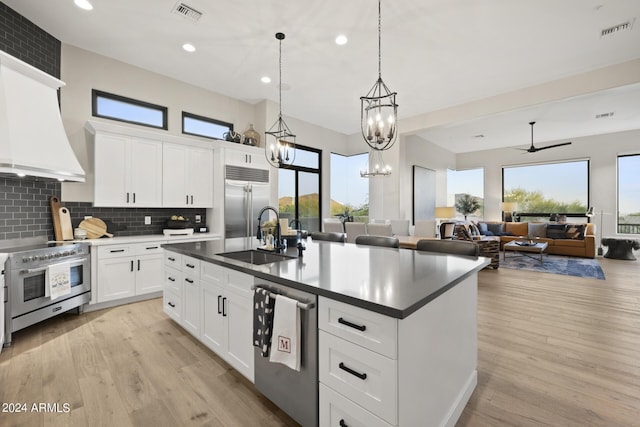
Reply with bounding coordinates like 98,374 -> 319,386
601,238 -> 640,260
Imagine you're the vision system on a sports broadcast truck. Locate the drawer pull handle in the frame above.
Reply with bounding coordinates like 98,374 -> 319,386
217,295 -> 222,314
185,278 -> 194,284
146,246 -> 159,250
222,297 -> 227,317
168,257 -> 176,261
168,277 -> 176,282
168,302 -> 175,308
186,263 -> 195,268
339,420 -> 348,427
338,317 -> 366,332
338,362 -> 367,380
110,249 -> 125,253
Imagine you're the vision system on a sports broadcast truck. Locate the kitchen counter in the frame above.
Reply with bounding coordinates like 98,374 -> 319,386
51,232 -> 221,246
163,239 -> 489,318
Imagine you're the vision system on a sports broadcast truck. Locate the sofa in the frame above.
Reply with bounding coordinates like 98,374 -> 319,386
473,221 -> 596,259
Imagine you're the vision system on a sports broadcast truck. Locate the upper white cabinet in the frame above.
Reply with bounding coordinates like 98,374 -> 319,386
162,142 -> 213,207
224,145 -> 268,168
94,133 -> 163,207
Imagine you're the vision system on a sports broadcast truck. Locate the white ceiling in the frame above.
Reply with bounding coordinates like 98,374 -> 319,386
4,0 -> 640,153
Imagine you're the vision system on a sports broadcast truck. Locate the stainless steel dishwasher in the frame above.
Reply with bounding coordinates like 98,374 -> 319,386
253,280 -> 318,427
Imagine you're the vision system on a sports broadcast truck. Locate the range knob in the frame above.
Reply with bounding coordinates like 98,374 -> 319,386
54,253 -> 62,258
63,251 -> 70,256
22,256 -> 30,263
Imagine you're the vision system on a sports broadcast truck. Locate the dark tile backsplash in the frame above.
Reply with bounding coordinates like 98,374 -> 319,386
0,2 -> 61,78
0,178 -> 207,241
0,6 -> 208,242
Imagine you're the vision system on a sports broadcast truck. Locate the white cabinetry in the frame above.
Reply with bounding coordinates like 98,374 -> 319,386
94,133 -> 163,207
96,243 -> 164,303
199,261 -> 254,382
319,275 -> 478,427
224,145 -> 267,168
163,142 -> 213,207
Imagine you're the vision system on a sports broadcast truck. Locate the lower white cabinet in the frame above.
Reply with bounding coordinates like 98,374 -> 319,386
200,261 -> 254,382
318,275 -> 479,427
96,243 -> 164,303
163,251 -> 254,382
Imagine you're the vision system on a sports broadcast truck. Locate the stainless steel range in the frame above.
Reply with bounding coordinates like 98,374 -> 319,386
2,237 -> 90,347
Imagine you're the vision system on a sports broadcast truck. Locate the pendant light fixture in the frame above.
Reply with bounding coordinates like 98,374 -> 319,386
360,0 -> 398,152
265,32 -> 296,168
360,147 -> 392,177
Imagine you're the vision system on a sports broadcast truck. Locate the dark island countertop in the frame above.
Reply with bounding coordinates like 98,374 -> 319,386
163,239 -> 489,319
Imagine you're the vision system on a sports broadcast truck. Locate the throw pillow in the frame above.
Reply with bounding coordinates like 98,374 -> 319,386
484,230 -> 495,236
486,223 -> 503,235
478,222 -> 489,234
469,222 -> 481,236
546,224 -> 567,239
528,223 -> 547,238
566,224 -> 586,240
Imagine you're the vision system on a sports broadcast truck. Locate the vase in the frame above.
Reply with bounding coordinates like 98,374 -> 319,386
243,124 -> 260,146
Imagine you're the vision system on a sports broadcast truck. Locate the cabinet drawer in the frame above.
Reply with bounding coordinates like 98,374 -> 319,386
164,251 -> 182,268
134,242 -> 164,256
182,256 -> 201,274
319,331 -> 397,425
165,267 -> 182,294
201,261 -> 224,284
319,296 -> 398,358
226,269 -> 253,297
97,244 -> 132,259
320,384 -> 393,427
163,289 -> 181,323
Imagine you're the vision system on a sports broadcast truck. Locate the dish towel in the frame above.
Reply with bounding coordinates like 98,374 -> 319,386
253,287 -> 275,357
269,295 -> 301,371
46,262 -> 71,300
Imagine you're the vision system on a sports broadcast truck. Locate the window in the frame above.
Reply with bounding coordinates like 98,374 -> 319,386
503,160 -> 589,222
618,154 -> 640,234
447,168 -> 484,220
92,90 -> 167,129
182,112 -> 233,140
330,153 -> 369,223
278,145 -> 322,232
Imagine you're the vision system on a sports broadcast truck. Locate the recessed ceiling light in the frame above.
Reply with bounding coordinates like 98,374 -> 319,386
335,35 -> 348,45
74,0 -> 93,11
182,43 -> 196,52
261,76 -> 271,84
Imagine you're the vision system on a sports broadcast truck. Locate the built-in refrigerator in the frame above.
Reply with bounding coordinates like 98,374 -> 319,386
224,165 -> 270,245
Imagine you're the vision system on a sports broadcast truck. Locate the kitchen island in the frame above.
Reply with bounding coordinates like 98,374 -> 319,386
163,239 -> 488,427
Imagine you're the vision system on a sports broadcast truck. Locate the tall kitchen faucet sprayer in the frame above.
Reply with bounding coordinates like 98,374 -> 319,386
256,206 -> 282,252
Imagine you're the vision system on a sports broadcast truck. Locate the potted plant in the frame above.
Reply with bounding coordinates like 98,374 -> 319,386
455,194 -> 480,221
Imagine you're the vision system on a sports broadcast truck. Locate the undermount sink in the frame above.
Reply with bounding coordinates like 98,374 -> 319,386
217,249 -> 294,265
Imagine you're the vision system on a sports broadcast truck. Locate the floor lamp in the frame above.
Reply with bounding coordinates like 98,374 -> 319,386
588,207 -> 609,256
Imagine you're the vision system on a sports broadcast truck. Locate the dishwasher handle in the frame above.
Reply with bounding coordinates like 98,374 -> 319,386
251,285 -> 315,310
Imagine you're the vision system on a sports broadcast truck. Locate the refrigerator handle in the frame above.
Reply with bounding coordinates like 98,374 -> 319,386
247,184 -> 253,240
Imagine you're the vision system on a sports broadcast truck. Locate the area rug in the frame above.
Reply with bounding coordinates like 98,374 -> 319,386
500,253 -> 606,280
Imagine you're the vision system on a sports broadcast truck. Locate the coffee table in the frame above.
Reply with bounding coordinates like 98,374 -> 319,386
503,241 -> 548,264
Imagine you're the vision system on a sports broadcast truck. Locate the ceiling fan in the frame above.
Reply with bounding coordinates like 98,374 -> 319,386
518,121 -> 572,153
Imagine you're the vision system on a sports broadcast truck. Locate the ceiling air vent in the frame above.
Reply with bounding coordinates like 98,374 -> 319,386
595,112 -> 615,119
600,19 -> 634,37
172,2 -> 203,22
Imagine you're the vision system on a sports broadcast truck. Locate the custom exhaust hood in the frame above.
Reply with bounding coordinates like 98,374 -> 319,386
0,50 -> 85,182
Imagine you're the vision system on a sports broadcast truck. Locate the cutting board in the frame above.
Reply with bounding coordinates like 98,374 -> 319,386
78,218 -> 113,239
50,196 -> 63,241
59,207 -> 74,240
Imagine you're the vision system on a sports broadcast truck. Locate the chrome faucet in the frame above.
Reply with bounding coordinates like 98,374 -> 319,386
256,206 -> 282,252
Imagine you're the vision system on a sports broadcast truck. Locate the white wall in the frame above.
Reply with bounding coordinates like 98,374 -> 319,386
60,44 -> 257,202
456,128 -> 640,242
58,44 -> 350,227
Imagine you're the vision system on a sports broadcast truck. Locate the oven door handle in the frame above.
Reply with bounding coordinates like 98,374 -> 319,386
20,259 -> 87,274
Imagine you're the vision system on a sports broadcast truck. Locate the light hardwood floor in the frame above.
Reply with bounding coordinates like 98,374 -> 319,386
1,257 -> 639,426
